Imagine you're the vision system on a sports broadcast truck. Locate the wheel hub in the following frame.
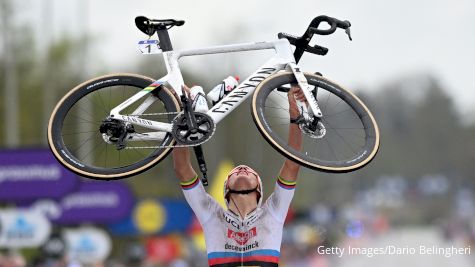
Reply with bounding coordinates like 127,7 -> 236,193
300,119 -> 326,139
99,118 -> 135,149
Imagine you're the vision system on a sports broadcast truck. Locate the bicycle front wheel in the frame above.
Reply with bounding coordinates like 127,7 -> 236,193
252,72 -> 380,173
47,73 -> 180,180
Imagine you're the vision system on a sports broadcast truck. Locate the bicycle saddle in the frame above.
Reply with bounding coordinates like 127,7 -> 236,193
135,16 -> 185,36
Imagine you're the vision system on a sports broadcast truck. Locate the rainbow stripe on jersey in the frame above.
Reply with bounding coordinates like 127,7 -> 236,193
208,249 -> 279,266
180,175 -> 200,190
277,175 -> 296,190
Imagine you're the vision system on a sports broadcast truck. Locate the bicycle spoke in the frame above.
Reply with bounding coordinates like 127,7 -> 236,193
322,91 -> 331,112
105,143 -> 108,168
323,136 -> 339,161
62,121 -> 101,126
79,140 -> 102,162
266,115 -> 290,120
108,86 -> 112,110
267,97 -> 287,111
62,130 -> 98,136
322,118 -> 359,154
264,105 -> 289,111
269,122 -> 291,127
73,104 -> 97,122
95,89 -> 109,113
324,108 -> 353,118
332,97 -> 344,110
118,149 -> 121,166
85,93 -> 109,115
70,135 -> 96,155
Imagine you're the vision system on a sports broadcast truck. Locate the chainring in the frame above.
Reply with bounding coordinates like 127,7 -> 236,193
171,112 -> 215,146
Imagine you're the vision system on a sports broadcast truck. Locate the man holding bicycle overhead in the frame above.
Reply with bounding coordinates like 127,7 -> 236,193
173,85 -> 305,267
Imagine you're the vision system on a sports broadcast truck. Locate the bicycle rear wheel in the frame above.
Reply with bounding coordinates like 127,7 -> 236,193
252,72 -> 379,173
47,73 -> 180,180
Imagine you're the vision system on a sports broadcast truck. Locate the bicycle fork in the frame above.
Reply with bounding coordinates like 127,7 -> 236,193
287,63 -> 323,120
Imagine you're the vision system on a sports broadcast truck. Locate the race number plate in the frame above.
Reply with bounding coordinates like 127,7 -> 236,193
138,40 -> 162,54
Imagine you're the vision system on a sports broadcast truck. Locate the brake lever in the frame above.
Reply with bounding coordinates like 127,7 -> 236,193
345,27 -> 353,41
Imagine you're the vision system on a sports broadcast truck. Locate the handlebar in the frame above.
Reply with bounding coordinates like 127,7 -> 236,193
307,15 -> 351,36
278,15 -> 352,63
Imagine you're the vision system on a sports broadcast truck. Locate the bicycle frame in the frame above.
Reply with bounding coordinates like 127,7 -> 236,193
109,38 -> 318,141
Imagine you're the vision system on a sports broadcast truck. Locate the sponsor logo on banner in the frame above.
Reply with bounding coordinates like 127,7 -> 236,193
41,232 -> 66,258
30,181 -> 133,224
227,227 -> 257,245
0,149 -> 78,201
133,200 -> 166,234
64,227 -> 111,264
108,199 -> 194,236
0,209 -> 51,248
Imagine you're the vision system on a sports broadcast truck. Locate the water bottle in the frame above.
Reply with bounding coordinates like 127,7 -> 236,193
189,86 -> 209,113
207,76 -> 240,105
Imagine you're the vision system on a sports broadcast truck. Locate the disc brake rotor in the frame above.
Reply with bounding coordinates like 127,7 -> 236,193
300,120 -> 326,139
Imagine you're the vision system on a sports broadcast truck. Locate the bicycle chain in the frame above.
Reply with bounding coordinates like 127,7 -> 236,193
124,143 -> 202,149
124,132 -> 215,149
122,111 -> 215,149
127,111 -> 181,116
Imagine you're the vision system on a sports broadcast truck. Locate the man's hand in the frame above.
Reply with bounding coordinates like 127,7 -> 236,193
170,85 -> 191,104
288,85 -> 307,120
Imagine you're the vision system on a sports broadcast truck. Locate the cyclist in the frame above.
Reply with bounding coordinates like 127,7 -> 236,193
173,85 -> 306,266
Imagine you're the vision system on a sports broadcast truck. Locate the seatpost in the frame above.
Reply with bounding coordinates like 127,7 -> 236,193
156,29 -> 173,51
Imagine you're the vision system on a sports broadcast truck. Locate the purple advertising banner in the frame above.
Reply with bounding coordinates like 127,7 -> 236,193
0,149 -> 79,201
31,181 -> 134,225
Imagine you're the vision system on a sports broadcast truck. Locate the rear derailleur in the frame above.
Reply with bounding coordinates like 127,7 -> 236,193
99,118 -> 135,150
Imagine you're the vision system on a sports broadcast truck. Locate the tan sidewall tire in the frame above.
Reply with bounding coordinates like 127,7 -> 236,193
47,73 -> 180,179
251,72 -> 380,172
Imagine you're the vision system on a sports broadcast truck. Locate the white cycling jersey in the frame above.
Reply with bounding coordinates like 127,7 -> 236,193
181,175 -> 296,267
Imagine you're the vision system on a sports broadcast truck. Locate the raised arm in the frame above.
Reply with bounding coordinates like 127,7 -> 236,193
173,145 -> 220,224
265,86 -> 304,222
170,85 -> 198,183
278,85 -> 304,182
171,86 -> 221,225
172,147 -> 197,182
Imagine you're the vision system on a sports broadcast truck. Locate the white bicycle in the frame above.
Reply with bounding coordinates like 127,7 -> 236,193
47,15 -> 380,181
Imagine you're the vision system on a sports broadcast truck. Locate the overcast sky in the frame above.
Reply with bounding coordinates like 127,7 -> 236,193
13,0 -> 475,118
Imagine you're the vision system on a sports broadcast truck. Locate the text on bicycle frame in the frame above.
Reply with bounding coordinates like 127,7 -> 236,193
211,67 -> 277,113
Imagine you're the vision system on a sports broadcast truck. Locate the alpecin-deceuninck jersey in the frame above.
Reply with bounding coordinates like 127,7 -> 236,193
181,175 -> 296,267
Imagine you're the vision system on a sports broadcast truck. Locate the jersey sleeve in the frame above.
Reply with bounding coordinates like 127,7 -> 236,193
265,175 -> 296,223
181,175 -> 221,225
